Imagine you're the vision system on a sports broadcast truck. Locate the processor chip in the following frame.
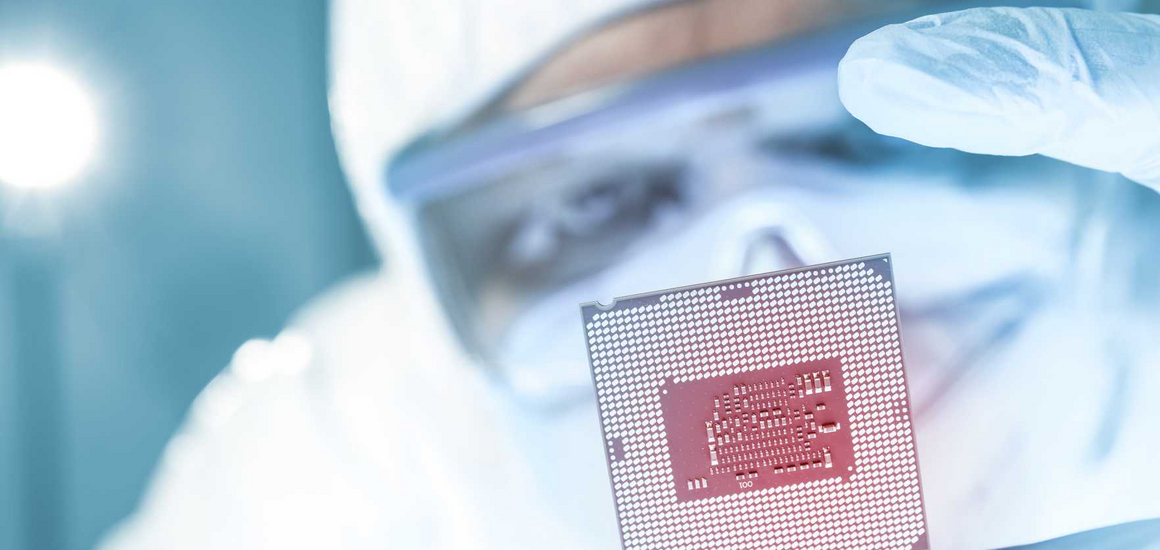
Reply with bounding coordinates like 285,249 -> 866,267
580,254 -> 928,550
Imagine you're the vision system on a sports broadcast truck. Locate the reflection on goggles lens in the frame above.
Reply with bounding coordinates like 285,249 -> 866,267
502,162 -> 689,285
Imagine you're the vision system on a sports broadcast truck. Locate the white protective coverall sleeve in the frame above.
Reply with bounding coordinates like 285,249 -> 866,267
838,7 -> 1160,191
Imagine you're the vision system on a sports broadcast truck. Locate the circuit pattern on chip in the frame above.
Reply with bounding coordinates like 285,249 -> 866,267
581,254 -> 928,550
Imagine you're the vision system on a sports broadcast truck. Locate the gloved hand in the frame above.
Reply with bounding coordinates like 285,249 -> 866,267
838,6 -> 1160,191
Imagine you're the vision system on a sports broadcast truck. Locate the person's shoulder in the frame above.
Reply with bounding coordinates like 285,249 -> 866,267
97,270 -> 438,549
283,267 -> 466,377
150,271 -> 400,461
286,269 -> 391,340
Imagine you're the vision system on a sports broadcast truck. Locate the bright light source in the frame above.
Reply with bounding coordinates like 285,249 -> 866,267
0,62 -> 98,190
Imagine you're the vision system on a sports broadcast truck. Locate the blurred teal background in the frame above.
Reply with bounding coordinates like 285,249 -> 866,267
0,1 -> 376,549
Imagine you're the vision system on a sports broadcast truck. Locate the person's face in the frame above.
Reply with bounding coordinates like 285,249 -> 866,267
387,0 -> 1104,408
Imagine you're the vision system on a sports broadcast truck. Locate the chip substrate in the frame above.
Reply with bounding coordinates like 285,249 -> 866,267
581,254 -> 928,550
